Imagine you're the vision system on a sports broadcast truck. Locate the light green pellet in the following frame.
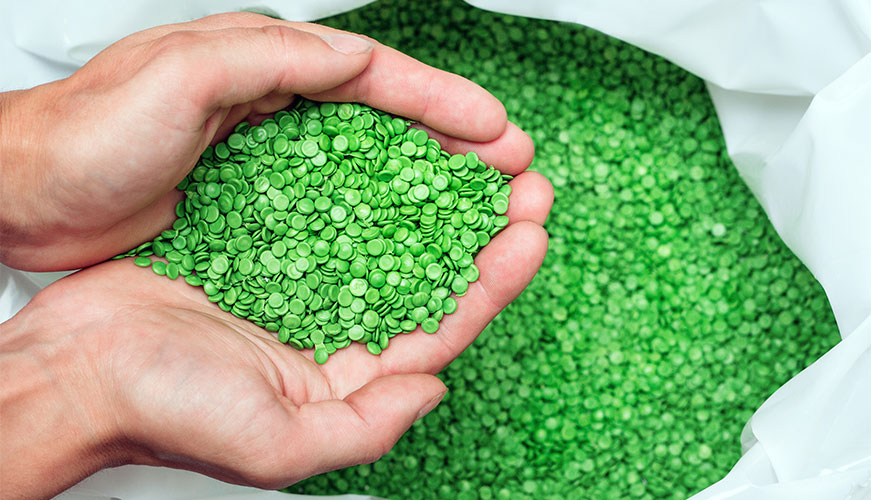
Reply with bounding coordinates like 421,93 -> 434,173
421,317 -> 439,334
133,256 -> 151,267
284,2 -> 840,500
149,260 -> 166,276
121,97 -> 510,364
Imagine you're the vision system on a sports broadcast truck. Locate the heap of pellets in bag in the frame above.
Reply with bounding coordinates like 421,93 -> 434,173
117,98 -> 512,364
287,0 -> 842,499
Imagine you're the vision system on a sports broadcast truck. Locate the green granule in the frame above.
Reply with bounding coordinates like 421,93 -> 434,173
118,98 -> 512,363
287,0 -> 841,498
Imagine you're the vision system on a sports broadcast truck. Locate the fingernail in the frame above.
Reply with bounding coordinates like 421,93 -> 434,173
318,33 -> 374,55
416,390 -> 447,421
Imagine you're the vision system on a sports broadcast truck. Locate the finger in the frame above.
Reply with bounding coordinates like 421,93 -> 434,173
303,44 -> 507,142
118,13 -> 508,143
377,221 -> 548,375
506,172 -> 554,226
248,91 -> 298,118
210,92 -> 298,145
414,121 -> 535,176
140,25 -> 374,126
104,11 -> 285,49
263,374 -> 446,487
283,22 -> 507,142
211,104 -> 252,145
311,175 -> 552,394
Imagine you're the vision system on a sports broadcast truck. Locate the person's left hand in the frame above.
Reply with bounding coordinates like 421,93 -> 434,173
0,171 -> 550,499
0,13 -> 534,271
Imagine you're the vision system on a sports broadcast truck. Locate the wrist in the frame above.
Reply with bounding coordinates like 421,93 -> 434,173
0,298 -> 129,499
0,85 -> 63,270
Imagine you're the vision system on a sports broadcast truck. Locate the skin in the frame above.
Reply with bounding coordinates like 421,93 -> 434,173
0,13 -> 537,271
0,13 -> 553,499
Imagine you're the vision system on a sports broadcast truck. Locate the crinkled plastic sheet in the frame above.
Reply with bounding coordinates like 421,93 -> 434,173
2,1 -> 869,499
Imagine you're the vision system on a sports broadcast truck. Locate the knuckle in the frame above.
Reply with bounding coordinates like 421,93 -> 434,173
259,25 -> 303,86
151,30 -> 201,56
146,31 -> 205,80
360,436 -> 395,465
213,11 -> 270,24
144,31 -> 223,111
261,24 -> 299,61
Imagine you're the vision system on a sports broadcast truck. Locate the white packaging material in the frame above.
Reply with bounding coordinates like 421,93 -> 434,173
3,1 -> 869,499
52,465 -> 384,500
0,0 -> 374,91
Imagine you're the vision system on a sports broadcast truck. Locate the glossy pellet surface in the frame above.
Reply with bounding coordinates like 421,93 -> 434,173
285,1 -> 841,499
117,98 -> 512,365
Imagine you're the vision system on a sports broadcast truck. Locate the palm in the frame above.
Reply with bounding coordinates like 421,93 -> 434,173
42,167 -> 549,488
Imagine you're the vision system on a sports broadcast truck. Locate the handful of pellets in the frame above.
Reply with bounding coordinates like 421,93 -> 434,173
117,99 -> 512,363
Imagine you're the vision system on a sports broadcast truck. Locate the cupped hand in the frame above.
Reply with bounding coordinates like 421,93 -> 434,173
0,12 -> 534,271
1,171 -> 550,498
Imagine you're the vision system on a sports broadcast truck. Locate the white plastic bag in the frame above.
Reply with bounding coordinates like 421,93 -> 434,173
1,0 -> 375,91
50,465 -> 383,500
3,1 -> 869,499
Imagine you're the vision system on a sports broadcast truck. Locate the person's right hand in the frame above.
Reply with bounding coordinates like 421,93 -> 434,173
1,167 -> 550,498
0,12 -> 535,271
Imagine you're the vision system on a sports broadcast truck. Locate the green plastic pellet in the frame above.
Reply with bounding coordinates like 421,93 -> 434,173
227,133 -> 245,151
314,348 -> 329,365
151,261 -> 167,276
348,325 -> 365,341
421,317 -> 439,334
349,278 -> 369,297
277,328 -> 290,343
210,256 -> 229,275
165,262 -> 179,280
425,263 -> 443,281
362,310 -> 379,329
442,296 -> 458,315
283,2 -> 839,499
491,193 -> 510,214
133,256 -> 152,267
366,239 -> 385,256
451,275 -> 469,296
120,96 -> 510,367
460,264 -> 479,283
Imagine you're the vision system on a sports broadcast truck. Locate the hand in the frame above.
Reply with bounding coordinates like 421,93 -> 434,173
0,12 -> 534,271
0,171 -> 550,498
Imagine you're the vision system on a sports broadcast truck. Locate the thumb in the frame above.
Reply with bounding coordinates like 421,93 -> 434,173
139,25 -> 374,120
274,374 -> 446,485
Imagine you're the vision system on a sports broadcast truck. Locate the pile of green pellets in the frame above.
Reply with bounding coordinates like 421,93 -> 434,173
284,0 -> 841,499
119,99 -> 512,363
